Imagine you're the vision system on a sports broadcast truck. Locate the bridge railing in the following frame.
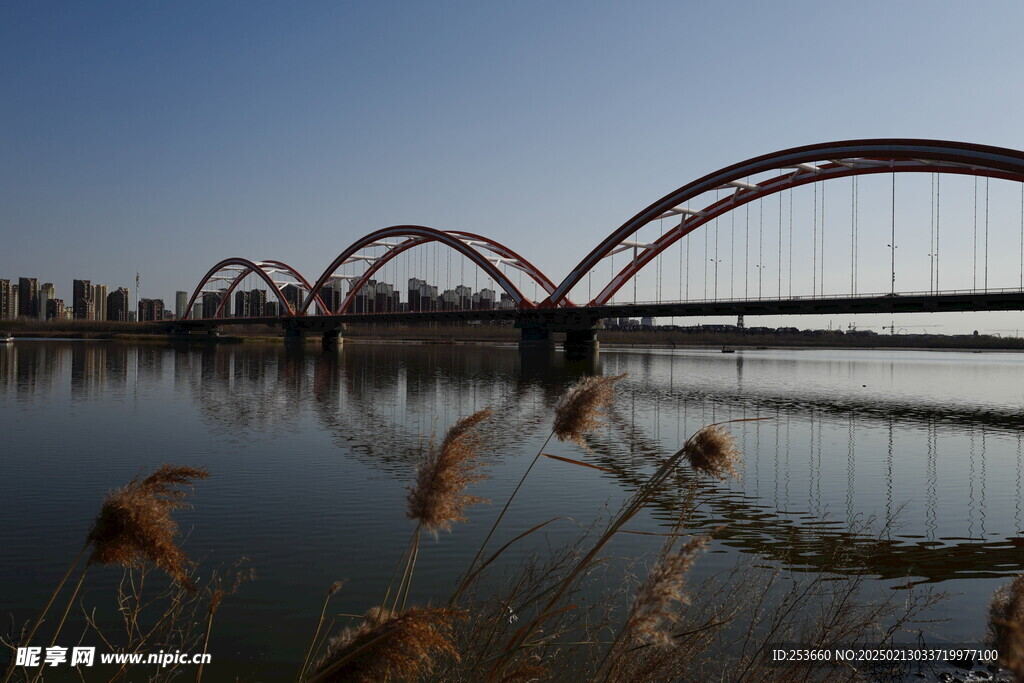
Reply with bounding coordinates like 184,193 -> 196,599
602,285 -> 1024,308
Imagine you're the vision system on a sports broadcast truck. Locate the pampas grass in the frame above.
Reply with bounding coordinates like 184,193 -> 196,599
307,606 -> 463,683
682,424 -> 740,480
553,373 -> 625,449
2,465 -> 209,683
407,408 -> 493,535
623,535 -> 709,647
989,574 -> 1024,679
87,465 -> 209,590
455,373 -> 628,603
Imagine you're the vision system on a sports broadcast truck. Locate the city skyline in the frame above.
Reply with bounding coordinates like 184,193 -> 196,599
5,3 -> 1024,333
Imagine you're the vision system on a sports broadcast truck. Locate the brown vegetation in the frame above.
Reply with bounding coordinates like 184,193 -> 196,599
407,408 -> 494,535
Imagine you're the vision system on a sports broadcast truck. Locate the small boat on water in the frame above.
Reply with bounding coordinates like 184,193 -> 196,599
1,332 -> 13,343
721,346 -> 735,353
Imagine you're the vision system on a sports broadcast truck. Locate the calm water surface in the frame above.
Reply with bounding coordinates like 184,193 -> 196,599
2,340 -> 1024,676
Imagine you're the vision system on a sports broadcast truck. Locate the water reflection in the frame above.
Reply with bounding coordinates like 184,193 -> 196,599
3,341 -> 1024,586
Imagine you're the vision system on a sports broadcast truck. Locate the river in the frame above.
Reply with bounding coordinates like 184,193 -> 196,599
2,340 -> 1022,677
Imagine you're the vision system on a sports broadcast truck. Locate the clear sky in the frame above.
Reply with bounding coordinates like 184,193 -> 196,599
4,1 -> 1024,333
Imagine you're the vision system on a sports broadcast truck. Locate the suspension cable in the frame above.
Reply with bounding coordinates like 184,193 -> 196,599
935,173 -> 940,291
813,182 -> 818,296
657,217 -> 663,303
890,168 -> 896,294
974,176 -> 978,291
788,187 -> 794,297
930,174 -> 935,293
778,174 -> 783,298
745,192 -> 750,298
820,180 -> 826,296
703,214 -> 709,299
730,207 -> 735,299
851,176 -> 856,295
985,174 -> 990,291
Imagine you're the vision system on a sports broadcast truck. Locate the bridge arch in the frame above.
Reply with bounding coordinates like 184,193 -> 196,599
303,226 -> 546,313
549,139 -> 1024,307
183,258 -> 327,319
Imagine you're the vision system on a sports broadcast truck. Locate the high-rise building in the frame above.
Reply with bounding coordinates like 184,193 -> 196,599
46,298 -> 66,320
0,279 -> 10,319
73,280 -> 93,320
175,291 -> 189,319
250,289 -> 267,316
10,285 -> 19,318
107,288 -> 130,322
322,281 -> 345,314
18,277 -> 39,319
92,285 -> 108,321
39,283 -> 55,321
281,284 -> 302,314
234,290 -> 251,317
408,278 -> 425,311
138,298 -> 165,321
455,285 -> 472,310
202,292 -> 223,318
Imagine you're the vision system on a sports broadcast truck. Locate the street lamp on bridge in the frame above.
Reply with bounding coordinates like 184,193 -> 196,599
886,243 -> 899,294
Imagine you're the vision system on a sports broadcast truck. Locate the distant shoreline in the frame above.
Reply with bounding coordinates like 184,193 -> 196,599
5,320 -> 1024,352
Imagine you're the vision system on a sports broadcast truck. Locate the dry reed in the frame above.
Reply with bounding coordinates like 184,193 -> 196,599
454,374 -> 628,603
86,465 -> 209,590
682,424 -> 741,480
553,373 -> 627,449
307,606 -> 463,682
623,535 -> 709,647
989,574 -> 1024,680
407,408 -> 493,535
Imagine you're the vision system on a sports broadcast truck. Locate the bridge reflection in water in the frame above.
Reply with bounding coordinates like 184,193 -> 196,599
3,341 -> 1022,588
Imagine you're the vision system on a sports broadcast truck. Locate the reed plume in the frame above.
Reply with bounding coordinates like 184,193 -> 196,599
454,375 -> 627,604
682,425 -> 740,480
989,574 -> 1024,679
553,373 -> 626,448
407,408 -> 493,535
624,536 -> 709,646
86,464 -> 209,590
307,606 -> 463,682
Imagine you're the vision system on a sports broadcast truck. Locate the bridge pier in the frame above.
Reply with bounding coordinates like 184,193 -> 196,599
516,313 -> 603,357
516,321 -> 554,348
321,328 -> 344,350
282,319 -> 345,349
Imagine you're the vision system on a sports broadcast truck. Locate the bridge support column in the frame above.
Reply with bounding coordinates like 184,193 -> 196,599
564,327 -> 600,351
321,327 -> 345,350
561,319 -> 602,360
516,321 -> 554,349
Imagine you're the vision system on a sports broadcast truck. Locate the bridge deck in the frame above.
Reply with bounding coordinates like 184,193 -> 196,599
167,290 -> 1024,328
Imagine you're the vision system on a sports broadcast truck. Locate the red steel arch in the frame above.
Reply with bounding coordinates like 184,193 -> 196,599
303,226 -> 542,313
183,258 -> 327,319
549,139 -> 1024,307
327,231 -> 561,315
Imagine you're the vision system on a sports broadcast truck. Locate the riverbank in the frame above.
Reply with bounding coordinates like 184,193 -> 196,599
7,320 -> 1024,351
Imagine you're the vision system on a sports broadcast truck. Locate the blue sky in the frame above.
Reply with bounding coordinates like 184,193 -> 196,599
4,1 -> 1024,332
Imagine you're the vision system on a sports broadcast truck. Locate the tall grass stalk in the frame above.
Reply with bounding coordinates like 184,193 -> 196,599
454,374 -> 625,604
488,419 -> 754,678
2,546 -> 86,683
298,582 -> 345,681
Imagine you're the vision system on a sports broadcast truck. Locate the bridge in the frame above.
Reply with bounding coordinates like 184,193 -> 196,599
169,139 -> 1024,350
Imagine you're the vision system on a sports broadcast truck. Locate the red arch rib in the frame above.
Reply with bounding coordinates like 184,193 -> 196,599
549,139 -> 1024,307
303,226 -> 539,313
183,258 -> 307,319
